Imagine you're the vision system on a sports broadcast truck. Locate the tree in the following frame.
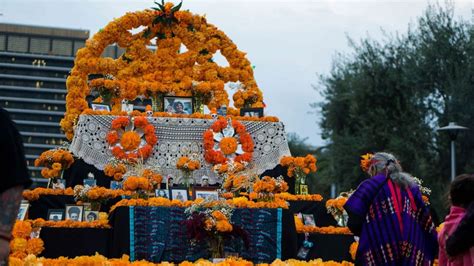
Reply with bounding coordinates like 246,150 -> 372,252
313,3 -> 474,216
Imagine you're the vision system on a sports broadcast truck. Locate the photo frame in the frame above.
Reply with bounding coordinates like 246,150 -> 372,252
84,211 -> 99,222
163,96 -> 193,115
65,205 -> 84,221
155,189 -> 170,199
17,203 -> 29,221
170,188 -> 189,202
83,178 -> 97,188
110,181 -> 123,190
52,178 -> 66,190
296,246 -> 310,259
300,184 -> 309,195
121,99 -> 134,113
47,209 -> 64,221
302,214 -> 316,226
193,187 -> 219,201
240,107 -> 263,118
91,103 -> 111,111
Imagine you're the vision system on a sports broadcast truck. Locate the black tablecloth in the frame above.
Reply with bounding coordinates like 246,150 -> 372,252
40,227 -> 111,258
297,233 -> 354,261
288,200 -> 338,227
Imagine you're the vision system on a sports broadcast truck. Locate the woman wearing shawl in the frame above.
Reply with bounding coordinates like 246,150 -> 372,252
344,152 -> 438,265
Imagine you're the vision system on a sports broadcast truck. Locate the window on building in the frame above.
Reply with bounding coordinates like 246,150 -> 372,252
7,36 -> 28,53
52,39 -> 72,56
73,41 -> 85,56
30,38 -> 50,54
0,35 -> 6,51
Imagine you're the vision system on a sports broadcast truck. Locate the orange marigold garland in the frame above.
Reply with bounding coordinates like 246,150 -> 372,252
203,118 -> 254,165
107,116 -> 157,162
9,220 -> 44,259
349,241 -> 358,261
34,148 -> 74,179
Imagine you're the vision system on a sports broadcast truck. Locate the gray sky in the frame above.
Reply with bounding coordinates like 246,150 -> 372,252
1,0 -> 472,146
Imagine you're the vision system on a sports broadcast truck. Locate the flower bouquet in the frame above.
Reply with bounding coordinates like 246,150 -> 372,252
250,176 -> 288,202
176,156 -> 201,188
121,159 -> 162,198
280,155 -> 317,194
325,192 -> 351,227
184,200 -> 249,259
34,148 -> 74,188
103,160 -> 127,181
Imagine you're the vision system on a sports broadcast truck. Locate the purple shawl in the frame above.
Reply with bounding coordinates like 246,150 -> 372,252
344,174 -> 438,265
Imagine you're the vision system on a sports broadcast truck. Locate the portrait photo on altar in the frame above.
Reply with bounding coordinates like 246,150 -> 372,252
170,188 -> 189,202
91,103 -> 111,112
240,107 -> 263,118
110,181 -> 123,190
302,214 -> 316,226
155,189 -> 170,199
163,96 -> 193,115
17,203 -> 29,221
85,211 -> 99,222
47,209 -> 64,221
193,187 -> 219,201
52,178 -> 66,190
65,205 -> 84,221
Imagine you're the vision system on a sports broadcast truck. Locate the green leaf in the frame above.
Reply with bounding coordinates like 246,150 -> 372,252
171,1 -> 183,13
143,28 -> 152,38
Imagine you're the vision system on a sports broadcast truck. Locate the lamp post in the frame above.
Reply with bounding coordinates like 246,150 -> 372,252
437,122 -> 469,181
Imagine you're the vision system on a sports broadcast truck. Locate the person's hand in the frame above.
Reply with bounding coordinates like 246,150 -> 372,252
0,238 -> 10,262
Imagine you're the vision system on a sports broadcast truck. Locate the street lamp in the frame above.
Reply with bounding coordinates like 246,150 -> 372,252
437,122 -> 469,181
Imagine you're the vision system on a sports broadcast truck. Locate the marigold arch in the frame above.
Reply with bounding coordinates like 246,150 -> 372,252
61,3 -> 264,140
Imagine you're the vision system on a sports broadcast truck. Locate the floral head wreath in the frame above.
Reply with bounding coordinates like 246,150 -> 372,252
360,153 -> 374,172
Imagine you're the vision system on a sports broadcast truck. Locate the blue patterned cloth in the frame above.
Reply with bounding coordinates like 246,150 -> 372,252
130,206 -> 282,263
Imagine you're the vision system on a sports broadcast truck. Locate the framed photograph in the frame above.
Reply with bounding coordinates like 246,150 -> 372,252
84,211 -> 99,222
110,181 -> 123,190
240,107 -> 263,118
300,184 -> 309,195
155,189 -> 170,199
65,205 -> 84,221
83,178 -> 97,188
170,188 -> 189,202
296,246 -> 310,259
52,178 -> 66,190
193,187 -> 219,201
17,203 -> 29,221
163,96 -> 193,115
121,100 -> 134,113
47,209 -> 64,221
91,103 -> 110,111
302,214 -> 316,226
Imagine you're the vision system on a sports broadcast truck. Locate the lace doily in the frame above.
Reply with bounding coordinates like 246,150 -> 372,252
70,115 -> 291,184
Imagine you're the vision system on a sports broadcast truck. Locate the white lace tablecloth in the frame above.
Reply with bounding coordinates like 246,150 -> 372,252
70,115 -> 291,184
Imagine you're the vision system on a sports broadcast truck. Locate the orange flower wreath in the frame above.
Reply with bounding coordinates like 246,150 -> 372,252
203,118 -> 254,165
107,116 -> 157,162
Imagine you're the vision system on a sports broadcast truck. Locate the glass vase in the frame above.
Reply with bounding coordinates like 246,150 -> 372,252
295,174 -> 306,195
151,94 -> 162,112
209,235 -> 224,259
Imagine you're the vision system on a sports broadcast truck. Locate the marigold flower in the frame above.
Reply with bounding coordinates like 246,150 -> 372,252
10,238 -> 28,253
26,238 -> 44,255
12,221 -> 32,239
